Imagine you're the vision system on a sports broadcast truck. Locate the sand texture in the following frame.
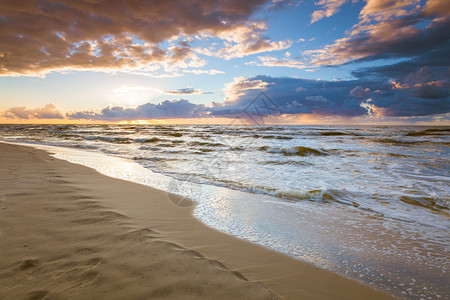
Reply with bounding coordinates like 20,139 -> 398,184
0,142 -> 396,299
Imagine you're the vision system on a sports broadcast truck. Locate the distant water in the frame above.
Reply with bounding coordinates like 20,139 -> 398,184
1,124 -> 449,299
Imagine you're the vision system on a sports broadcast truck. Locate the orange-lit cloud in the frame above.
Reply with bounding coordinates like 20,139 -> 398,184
0,0 -> 289,77
195,23 -> 291,59
311,0 -> 350,23
2,103 -> 63,119
305,0 -> 450,66
223,76 -> 273,102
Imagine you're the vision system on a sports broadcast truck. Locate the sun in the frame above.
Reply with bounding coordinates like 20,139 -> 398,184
113,85 -> 161,107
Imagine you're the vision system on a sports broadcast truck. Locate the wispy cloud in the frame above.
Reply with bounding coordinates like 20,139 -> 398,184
163,88 -> 212,95
183,69 -> 225,75
113,85 -> 211,98
311,0 -> 350,23
251,55 -> 311,69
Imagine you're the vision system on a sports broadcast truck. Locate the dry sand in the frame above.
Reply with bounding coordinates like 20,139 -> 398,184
0,142 -> 396,299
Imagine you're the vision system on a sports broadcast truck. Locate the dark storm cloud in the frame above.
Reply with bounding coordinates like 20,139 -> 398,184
300,0 -> 450,119
212,76 -> 378,117
211,75 -> 450,117
352,48 -> 450,81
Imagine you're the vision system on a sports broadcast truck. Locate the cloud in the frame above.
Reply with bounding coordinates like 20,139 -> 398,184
305,95 -> 330,103
212,75 -> 371,117
352,48 -> 450,81
211,75 -> 450,117
268,0 -> 300,10
302,0 -> 450,119
253,55 -> 310,69
311,0 -> 350,23
223,76 -> 273,102
163,88 -> 211,95
305,0 -> 450,66
422,0 -> 450,17
194,22 -> 291,59
113,85 -> 211,98
0,0 -> 289,76
183,69 -> 224,75
3,73 -> 449,122
350,86 -> 371,98
2,103 -> 64,119
359,0 -> 421,22
67,100 -> 207,121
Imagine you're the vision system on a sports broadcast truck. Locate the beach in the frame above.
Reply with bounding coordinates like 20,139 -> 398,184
0,142 -> 396,299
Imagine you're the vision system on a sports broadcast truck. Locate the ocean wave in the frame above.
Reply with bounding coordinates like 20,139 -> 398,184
153,125 -> 173,130
319,131 -> 348,136
138,146 -> 160,151
194,148 -> 215,153
275,135 -> 294,140
103,131 -> 136,136
256,145 -> 328,156
230,146 -> 244,151
156,143 -> 174,148
191,134 -> 212,139
384,152 -> 410,158
133,156 -> 165,162
57,133 -> 83,140
249,134 -> 294,140
266,146 -> 328,156
134,137 -> 163,143
374,138 -> 450,147
165,132 -> 183,137
399,195 -> 450,213
100,148 -> 121,155
263,160 -> 313,166
255,126 -> 284,131
53,125 -> 72,131
374,138 -> 421,146
406,128 -> 450,136
202,180 -> 351,204
275,189 -> 343,202
189,141 -> 224,147
116,125 -> 134,129
84,136 -> 132,144
68,144 -> 98,149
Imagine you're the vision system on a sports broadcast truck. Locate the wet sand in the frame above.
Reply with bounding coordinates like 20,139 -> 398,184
0,142 -> 396,299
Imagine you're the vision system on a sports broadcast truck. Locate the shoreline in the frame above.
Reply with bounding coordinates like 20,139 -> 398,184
0,142 -> 395,299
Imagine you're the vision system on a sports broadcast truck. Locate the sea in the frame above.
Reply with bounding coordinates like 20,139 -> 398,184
1,124 -> 448,299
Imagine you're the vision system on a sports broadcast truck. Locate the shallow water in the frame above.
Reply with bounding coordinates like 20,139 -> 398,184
1,124 -> 449,299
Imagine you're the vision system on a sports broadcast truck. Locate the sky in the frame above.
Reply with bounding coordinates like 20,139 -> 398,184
0,0 -> 449,125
